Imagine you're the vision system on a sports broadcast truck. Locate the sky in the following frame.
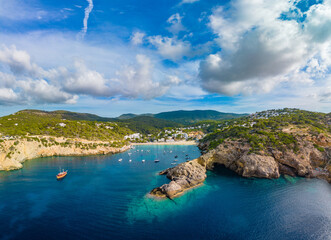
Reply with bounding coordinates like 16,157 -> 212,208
0,0 -> 330,117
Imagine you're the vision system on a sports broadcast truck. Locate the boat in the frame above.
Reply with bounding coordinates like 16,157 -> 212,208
129,159 -> 132,162
174,159 -> 178,162
174,155 -> 178,158
171,163 -> 177,165
118,158 -> 123,162
56,168 -> 67,180
142,159 -> 145,163
154,160 -> 160,163
128,153 -> 132,156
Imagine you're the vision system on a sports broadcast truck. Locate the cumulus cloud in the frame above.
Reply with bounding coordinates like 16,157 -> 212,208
112,54 -> 179,99
0,43 -> 181,105
0,45 -> 44,76
167,13 -> 186,35
78,0 -> 94,39
0,88 -> 20,105
131,31 -> 145,45
148,36 -> 191,61
18,79 -> 78,104
199,0 -> 331,96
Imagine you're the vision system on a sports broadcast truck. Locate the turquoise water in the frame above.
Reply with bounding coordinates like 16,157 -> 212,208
0,145 -> 330,240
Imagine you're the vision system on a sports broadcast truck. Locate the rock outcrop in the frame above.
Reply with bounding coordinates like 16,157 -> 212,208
150,134 -> 330,199
0,137 -> 130,171
150,159 -> 206,199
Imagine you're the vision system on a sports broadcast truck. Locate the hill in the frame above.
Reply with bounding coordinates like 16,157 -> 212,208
150,108 -> 331,199
16,109 -> 115,122
0,110 -> 182,140
0,110 -> 130,141
117,110 -> 247,124
199,108 -> 331,181
117,116 -> 182,134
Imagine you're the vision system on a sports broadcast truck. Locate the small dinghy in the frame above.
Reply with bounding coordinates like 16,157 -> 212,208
118,158 -> 123,162
129,159 -> 132,162
154,160 -> 160,163
56,168 -> 67,180
142,159 -> 145,163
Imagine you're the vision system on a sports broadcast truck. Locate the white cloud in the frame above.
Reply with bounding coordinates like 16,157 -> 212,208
0,72 -> 16,88
131,31 -> 145,45
179,0 -> 200,5
0,41 -> 183,105
148,36 -> 191,61
113,54 -> 178,99
167,13 -> 186,35
0,45 -> 44,76
47,60 -> 111,97
0,88 -> 19,105
78,0 -> 94,39
18,79 -> 78,104
200,0 -> 331,96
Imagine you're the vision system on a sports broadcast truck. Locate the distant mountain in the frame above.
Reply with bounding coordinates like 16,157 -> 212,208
154,110 -> 247,124
117,113 -> 138,120
117,116 -> 182,134
118,110 -> 248,124
117,113 -> 154,120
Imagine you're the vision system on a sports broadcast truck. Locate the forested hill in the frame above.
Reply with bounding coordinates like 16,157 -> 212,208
0,110 -> 182,140
16,109 -> 116,122
117,110 -> 247,124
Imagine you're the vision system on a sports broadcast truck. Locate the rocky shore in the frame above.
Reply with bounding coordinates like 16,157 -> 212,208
150,133 -> 331,199
0,137 -> 130,171
150,159 -> 206,199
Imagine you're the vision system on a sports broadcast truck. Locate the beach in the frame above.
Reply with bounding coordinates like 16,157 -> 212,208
131,140 -> 197,146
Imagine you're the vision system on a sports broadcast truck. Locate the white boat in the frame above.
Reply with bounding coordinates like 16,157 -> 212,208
118,158 -> 123,162
142,159 -> 145,163
128,153 -> 132,156
171,163 -> 177,165
129,159 -> 132,162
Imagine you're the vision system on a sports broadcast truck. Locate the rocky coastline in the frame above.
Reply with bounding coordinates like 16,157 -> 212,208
0,137 -> 130,171
150,134 -> 331,199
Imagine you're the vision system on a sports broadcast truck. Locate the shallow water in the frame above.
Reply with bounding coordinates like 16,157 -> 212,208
0,145 -> 330,240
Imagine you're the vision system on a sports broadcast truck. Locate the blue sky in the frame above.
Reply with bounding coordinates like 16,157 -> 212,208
0,0 -> 330,117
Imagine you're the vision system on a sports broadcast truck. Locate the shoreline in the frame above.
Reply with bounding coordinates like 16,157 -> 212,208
131,141 -> 197,146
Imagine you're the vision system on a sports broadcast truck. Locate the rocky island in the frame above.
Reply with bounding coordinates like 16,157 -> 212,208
150,109 -> 331,199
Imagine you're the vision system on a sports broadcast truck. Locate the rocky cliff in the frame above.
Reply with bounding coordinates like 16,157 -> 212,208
0,137 -> 129,171
150,132 -> 330,199
150,159 -> 206,199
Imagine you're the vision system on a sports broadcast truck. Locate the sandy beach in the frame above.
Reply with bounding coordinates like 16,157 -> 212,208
131,140 -> 197,146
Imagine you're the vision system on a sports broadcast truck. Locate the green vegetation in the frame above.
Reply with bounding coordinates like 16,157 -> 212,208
0,110 -> 132,141
117,110 -> 247,124
200,109 -> 330,152
118,116 -> 182,135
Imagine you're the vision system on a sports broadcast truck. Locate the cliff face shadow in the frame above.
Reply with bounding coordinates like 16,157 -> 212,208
211,163 -> 239,178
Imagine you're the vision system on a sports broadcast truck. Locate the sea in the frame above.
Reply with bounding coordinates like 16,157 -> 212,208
0,145 -> 330,240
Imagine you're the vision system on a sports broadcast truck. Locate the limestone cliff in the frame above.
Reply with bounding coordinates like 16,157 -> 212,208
150,159 -> 206,199
0,137 -> 129,171
150,133 -> 330,199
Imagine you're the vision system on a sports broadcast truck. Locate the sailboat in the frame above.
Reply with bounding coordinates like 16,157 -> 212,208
56,168 -> 68,180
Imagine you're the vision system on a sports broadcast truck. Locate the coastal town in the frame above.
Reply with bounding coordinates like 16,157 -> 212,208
124,128 -> 205,143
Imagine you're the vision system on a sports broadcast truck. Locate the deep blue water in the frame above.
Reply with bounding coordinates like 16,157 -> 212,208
0,145 -> 330,240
